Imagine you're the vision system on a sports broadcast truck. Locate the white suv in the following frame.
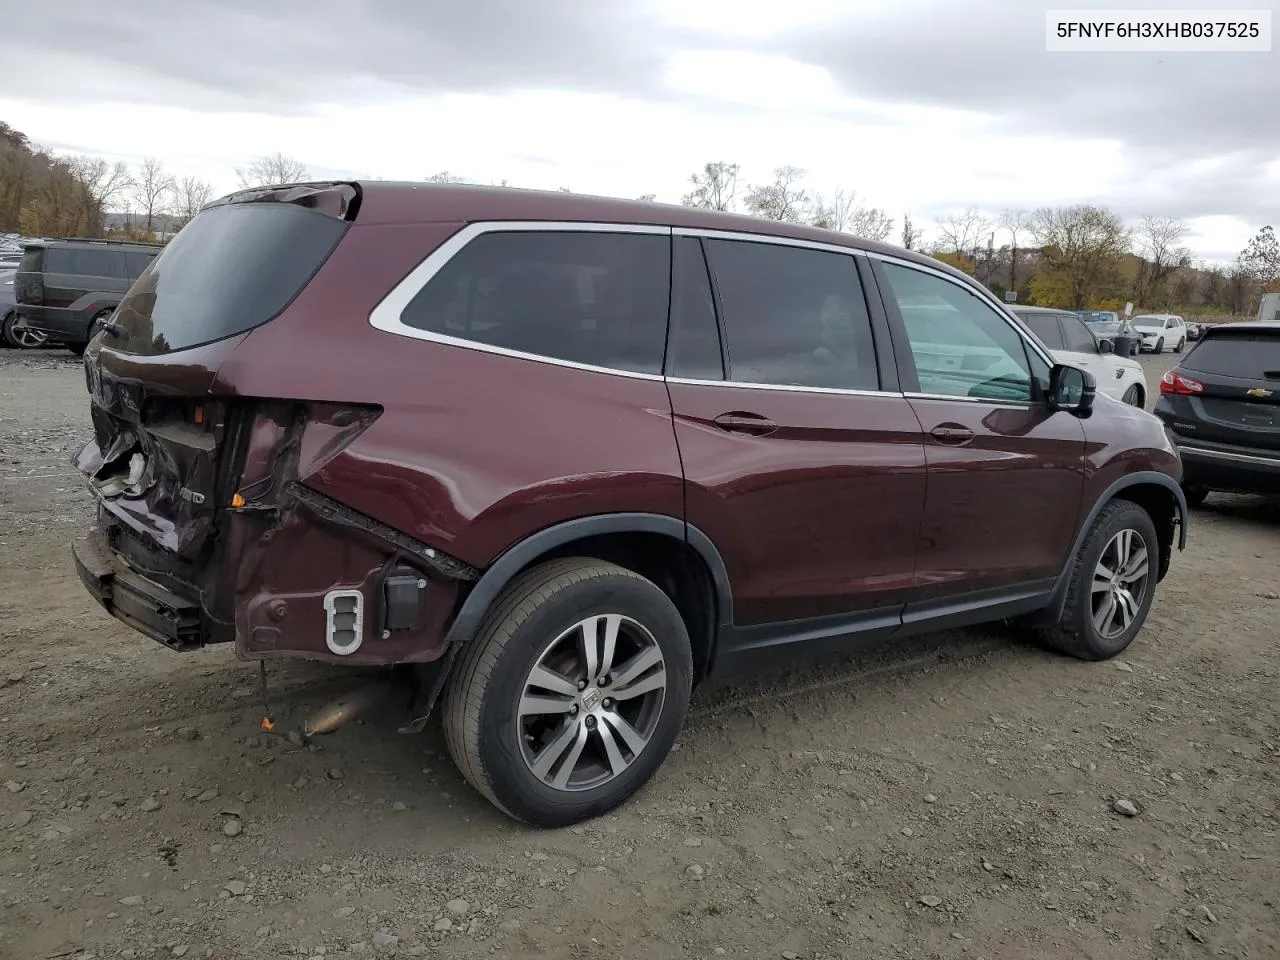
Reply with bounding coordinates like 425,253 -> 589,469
1129,313 -> 1186,354
1012,306 -> 1148,407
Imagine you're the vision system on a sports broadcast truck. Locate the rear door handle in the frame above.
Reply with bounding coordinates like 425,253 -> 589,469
712,412 -> 778,436
929,423 -> 974,444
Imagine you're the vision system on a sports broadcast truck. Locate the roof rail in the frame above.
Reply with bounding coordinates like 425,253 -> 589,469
47,237 -> 166,247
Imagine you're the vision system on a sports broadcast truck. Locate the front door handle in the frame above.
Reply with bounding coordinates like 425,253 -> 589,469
713,412 -> 778,436
929,423 -> 974,444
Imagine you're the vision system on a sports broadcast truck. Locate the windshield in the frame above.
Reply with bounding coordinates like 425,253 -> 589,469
1131,316 -> 1165,330
1078,311 -> 1118,324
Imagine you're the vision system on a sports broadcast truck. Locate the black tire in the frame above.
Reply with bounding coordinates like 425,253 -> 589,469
1155,337 -> 1165,354
1035,500 -> 1159,661
1174,337 -> 1184,353
441,557 -> 693,827
67,342 -> 87,357
1182,484 -> 1209,508
1121,384 -> 1143,408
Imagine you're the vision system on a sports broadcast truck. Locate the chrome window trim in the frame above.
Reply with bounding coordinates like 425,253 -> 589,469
368,220 -> 672,382
672,225 -> 866,260
1177,445 -> 1280,467
666,376 -> 903,399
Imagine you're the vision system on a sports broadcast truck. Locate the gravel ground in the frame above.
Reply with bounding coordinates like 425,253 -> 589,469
1,345 -> 1277,960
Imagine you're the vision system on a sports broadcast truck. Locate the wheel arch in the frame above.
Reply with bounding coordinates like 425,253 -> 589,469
401,514 -> 733,732
1021,472 -> 1187,628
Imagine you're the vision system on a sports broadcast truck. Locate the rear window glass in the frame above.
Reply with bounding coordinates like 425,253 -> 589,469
399,230 -> 670,375
112,203 -> 348,355
1183,333 -> 1280,380
18,247 -> 42,272
44,247 -> 126,278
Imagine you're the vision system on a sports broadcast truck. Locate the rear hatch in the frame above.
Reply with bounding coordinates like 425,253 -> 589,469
77,182 -> 362,567
1163,327 -> 1280,451
14,245 -> 44,305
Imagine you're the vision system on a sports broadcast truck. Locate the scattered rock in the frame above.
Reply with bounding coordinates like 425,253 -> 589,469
1198,905 -> 1218,924
176,727 -> 200,741
224,880 -> 246,896
683,837 -> 704,847
685,863 -> 705,880
287,730 -> 305,748
327,768 -> 346,781
4,780 -> 26,794
445,899 -> 470,916
782,952 -> 799,959
1081,880 -> 1101,893
372,931 -> 399,952
392,801 -> 407,812
172,946 -> 189,957
196,789 -> 219,804
924,794 -> 937,804
919,895 -> 943,908
981,860 -> 994,872
334,906 -> 356,919
10,811 -> 34,828
433,917 -> 453,932
119,895 -> 144,907
1114,661 -> 1134,673
497,919 -> 521,934
140,796 -> 162,813
1112,798 -> 1140,817
222,819 -> 243,838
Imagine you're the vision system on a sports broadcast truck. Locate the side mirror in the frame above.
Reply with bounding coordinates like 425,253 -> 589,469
1098,338 -> 1114,354
1049,363 -> 1096,416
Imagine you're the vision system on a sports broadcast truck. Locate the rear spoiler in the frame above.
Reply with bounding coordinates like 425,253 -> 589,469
203,182 -> 361,222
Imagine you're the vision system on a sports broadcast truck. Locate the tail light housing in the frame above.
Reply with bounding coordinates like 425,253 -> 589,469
1160,370 -> 1203,395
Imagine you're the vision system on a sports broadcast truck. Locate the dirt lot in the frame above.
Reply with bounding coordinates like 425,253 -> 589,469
1,346 -> 1277,960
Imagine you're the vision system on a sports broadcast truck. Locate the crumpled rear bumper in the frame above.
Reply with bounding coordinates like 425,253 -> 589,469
73,526 -> 205,651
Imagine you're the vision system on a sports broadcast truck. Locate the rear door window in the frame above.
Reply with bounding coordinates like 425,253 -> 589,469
70,248 -> 126,279
1017,312 -> 1064,350
401,230 -> 671,375
1184,333 -> 1280,381
666,236 -> 724,380
701,238 -> 878,391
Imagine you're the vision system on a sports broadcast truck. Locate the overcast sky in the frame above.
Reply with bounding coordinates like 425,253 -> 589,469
1,0 -> 1275,262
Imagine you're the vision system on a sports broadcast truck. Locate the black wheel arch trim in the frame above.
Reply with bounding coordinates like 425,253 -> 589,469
1022,470 -> 1187,627
400,513 -> 733,733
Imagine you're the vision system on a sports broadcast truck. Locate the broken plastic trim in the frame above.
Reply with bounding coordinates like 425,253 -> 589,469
204,182 -> 361,222
287,483 -> 479,582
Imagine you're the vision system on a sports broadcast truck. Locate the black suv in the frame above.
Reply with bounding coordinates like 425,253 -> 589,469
1154,321 -> 1280,505
15,239 -> 161,355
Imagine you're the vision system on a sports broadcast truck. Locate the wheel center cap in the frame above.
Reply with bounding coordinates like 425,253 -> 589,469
581,687 -> 602,712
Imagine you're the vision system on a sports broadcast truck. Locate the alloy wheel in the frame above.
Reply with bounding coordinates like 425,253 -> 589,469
1090,528 -> 1151,640
518,613 -> 667,792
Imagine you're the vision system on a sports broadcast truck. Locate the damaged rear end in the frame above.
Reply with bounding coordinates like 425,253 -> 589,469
73,182 -> 475,664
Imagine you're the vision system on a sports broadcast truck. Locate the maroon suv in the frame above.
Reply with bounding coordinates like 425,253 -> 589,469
72,182 -> 1188,826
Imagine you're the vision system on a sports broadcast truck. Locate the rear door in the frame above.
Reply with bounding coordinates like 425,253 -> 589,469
871,257 -> 1087,607
667,234 -> 926,634
1172,328 -> 1280,450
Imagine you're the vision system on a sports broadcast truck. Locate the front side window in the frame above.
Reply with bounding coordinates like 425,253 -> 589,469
401,230 -> 670,375
1060,315 -> 1098,353
880,262 -> 1034,402
702,238 -> 878,391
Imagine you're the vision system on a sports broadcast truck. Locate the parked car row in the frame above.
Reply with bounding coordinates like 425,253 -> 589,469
1010,305 -> 1147,406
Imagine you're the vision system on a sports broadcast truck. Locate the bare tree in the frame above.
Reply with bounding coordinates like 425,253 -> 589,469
1134,215 -> 1191,306
809,188 -> 895,241
681,161 -> 740,211
173,176 -> 214,227
635,193 -> 657,202
1240,225 -> 1280,289
235,152 -> 309,188
70,156 -> 132,212
901,214 -> 920,251
999,208 -> 1031,294
743,166 -> 809,223
131,157 -> 175,234
935,207 -> 992,256
424,171 -> 467,183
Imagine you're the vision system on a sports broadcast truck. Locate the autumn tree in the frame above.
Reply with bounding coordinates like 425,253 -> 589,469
235,152 -> 308,188
173,176 -> 214,227
934,207 -> 992,257
1030,205 -> 1131,310
1239,225 -> 1280,291
743,166 -> 808,223
131,157 -> 175,234
681,161 -> 740,211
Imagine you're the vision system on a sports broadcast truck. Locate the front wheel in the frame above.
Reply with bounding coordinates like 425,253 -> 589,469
442,558 -> 693,827
1155,338 -> 1165,354
1121,384 -> 1144,407
1035,500 -> 1159,661
1174,337 -> 1184,353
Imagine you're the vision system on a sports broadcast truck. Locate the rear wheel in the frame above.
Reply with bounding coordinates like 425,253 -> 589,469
442,558 -> 693,827
1182,484 -> 1209,508
1035,500 -> 1158,661
1,310 -> 48,349
1121,384 -> 1143,407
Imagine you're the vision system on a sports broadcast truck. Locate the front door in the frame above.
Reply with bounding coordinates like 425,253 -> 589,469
871,258 -> 1087,606
666,235 -> 927,630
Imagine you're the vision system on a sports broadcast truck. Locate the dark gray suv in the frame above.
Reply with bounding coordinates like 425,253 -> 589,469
15,238 -> 161,355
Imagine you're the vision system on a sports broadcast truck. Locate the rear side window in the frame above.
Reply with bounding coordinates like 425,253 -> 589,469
1060,315 -> 1097,353
1184,333 -> 1280,380
47,248 -> 126,278
1018,312 -> 1064,350
112,203 -> 349,356
666,236 -> 724,380
124,252 -> 156,278
400,230 -> 670,375
703,238 -> 877,390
